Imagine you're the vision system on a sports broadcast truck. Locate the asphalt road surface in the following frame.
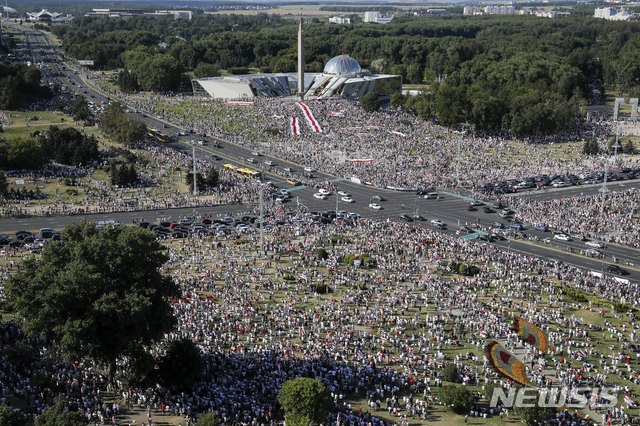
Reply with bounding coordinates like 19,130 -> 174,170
6,23 -> 640,284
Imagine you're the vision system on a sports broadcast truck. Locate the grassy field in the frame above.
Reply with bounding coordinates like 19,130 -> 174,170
1,110 -> 90,140
206,4 -> 445,18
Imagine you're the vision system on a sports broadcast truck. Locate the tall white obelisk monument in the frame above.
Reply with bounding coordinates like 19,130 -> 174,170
297,18 -> 305,99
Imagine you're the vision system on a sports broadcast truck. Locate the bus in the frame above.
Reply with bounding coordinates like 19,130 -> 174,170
237,168 -> 261,179
223,164 -> 238,171
148,128 -> 172,143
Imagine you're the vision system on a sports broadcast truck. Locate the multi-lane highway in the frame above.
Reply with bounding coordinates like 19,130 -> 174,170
4,22 -> 640,284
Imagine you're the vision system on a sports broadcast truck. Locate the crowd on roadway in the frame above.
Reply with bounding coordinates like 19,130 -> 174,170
2,204 -> 638,425
510,188 -> 640,248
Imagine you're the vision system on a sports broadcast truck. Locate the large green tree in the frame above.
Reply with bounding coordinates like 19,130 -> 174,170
99,102 -> 147,146
6,222 -> 178,381
0,405 -> 27,426
35,402 -> 86,426
278,378 -> 332,426
439,385 -> 474,414
69,95 -> 93,123
158,338 -> 204,392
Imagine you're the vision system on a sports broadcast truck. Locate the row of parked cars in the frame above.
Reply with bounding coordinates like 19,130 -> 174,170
0,228 -> 61,249
480,167 -> 640,194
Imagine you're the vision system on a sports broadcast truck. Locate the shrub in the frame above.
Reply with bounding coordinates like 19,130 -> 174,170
439,386 -> 474,414
316,248 -> 328,260
442,363 -> 459,383
342,254 -> 356,265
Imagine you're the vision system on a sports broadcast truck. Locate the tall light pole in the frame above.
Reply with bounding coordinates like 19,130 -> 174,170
192,144 -> 198,196
259,183 -> 264,255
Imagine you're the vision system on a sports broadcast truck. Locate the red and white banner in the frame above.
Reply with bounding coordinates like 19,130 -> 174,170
290,117 -> 300,137
297,102 -> 322,133
348,158 -> 374,163
625,395 -> 636,408
224,101 -> 254,106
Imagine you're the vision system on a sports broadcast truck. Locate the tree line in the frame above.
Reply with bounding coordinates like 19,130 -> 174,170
53,14 -> 640,134
0,63 -> 52,109
0,126 -> 99,170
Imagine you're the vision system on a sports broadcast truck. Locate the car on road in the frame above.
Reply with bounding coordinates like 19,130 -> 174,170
247,158 -> 256,163
313,193 -> 327,200
607,264 -> 629,275
510,223 -> 526,230
284,167 -> 293,172
483,206 -> 495,214
470,199 -> 484,206
431,219 -> 445,227
341,196 -> 354,203
468,205 -> 477,211
304,167 -> 314,172
553,233 -> 571,241
251,151 -> 261,156
399,214 -> 414,222
534,225 -> 549,232
413,214 -> 426,221
457,226 -> 475,234
337,190 -> 350,197
552,181 -> 569,188
585,249 -> 603,258
424,192 -> 439,200
318,188 -> 331,195
369,203 -> 382,210
287,179 -> 301,186
489,221 -> 505,229
585,241 -> 605,249
264,160 -> 274,166
371,195 -> 386,202
176,131 -> 186,136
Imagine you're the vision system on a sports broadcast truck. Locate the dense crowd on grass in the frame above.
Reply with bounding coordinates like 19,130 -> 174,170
1,206 -> 639,425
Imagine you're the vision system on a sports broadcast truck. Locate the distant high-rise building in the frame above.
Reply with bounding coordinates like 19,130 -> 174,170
594,7 -> 632,20
483,5 -> 515,15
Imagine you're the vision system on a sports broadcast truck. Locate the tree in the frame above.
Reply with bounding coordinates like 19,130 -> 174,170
193,63 -> 220,78
205,167 -> 219,188
278,378 -> 332,426
0,405 -> 27,426
0,171 -> 7,193
117,69 -> 140,93
158,339 -> 204,392
514,405 -> 556,426
439,386 -> 474,414
35,402 -> 86,426
442,363 -> 459,383
624,139 -> 636,155
70,95 -> 92,123
360,92 -> 381,113
186,171 -> 206,192
195,412 -> 221,426
6,222 -> 178,381
583,139 -> 599,156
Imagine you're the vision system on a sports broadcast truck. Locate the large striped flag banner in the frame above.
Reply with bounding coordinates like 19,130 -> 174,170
297,102 -> 322,133
486,340 -> 530,386
224,101 -> 254,106
290,117 -> 300,137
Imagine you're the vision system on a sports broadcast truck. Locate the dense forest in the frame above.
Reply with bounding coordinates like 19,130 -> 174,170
0,63 -> 52,109
52,14 -> 640,135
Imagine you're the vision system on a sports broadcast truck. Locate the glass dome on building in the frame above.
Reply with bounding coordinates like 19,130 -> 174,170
323,55 -> 362,77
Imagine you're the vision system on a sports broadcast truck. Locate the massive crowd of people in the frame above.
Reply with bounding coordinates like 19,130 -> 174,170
1,207 -> 639,425
510,188 -> 640,248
